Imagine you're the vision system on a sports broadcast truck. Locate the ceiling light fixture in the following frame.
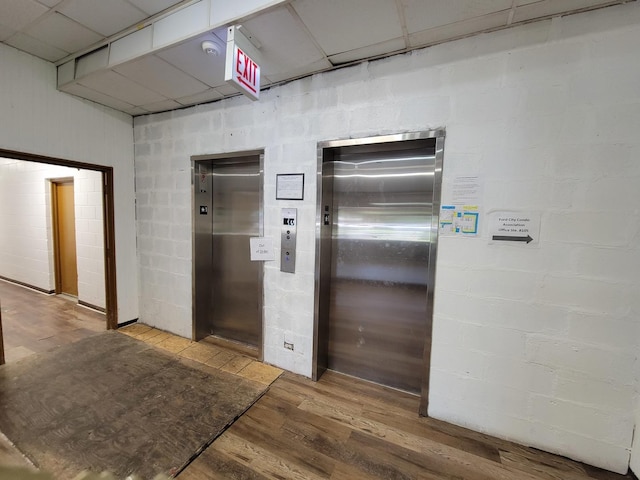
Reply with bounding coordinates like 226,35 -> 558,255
201,40 -> 221,56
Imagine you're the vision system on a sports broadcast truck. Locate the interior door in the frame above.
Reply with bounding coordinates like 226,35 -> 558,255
322,138 -> 437,394
53,181 -> 78,297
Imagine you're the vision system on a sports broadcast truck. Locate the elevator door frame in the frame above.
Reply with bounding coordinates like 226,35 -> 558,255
313,129 -> 445,416
191,150 -> 265,360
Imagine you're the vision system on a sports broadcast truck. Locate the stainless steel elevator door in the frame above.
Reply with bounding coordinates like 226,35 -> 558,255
194,157 -> 262,347
327,141 -> 435,394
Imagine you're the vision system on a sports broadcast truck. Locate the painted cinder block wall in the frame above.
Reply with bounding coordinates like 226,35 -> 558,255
0,159 -> 106,309
133,3 -> 640,474
0,43 -> 138,323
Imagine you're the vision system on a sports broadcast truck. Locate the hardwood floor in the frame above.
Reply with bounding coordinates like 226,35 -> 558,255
179,371 -> 635,480
0,279 -> 105,363
0,280 -> 636,479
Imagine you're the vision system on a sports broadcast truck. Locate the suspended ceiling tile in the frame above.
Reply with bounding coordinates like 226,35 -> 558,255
156,33 -> 227,88
266,58 -> 332,83
0,25 -> 16,42
512,0 -> 617,23
78,70 -> 166,106
215,83 -> 242,96
26,12 -> 103,53
61,81 -> 137,112
401,0 -> 512,33
141,99 -> 182,113
127,0 -> 186,17
241,6 -> 327,76
516,0 -> 544,5
114,54 -> 210,99
176,88 -> 224,106
35,0 -> 63,6
0,0 -> 49,30
58,0 -> 147,37
409,11 -> 510,48
4,32 -> 68,61
329,37 -> 406,65
127,106 -> 150,115
291,0 -> 404,55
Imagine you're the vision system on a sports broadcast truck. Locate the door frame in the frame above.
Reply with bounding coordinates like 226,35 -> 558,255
191,150 -> 265,360
0,148 -> 118,330
312,129 -> 445,416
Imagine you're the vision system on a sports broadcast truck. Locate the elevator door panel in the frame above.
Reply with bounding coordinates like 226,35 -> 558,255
327,143 -> 434,394
210,160 -> 261,346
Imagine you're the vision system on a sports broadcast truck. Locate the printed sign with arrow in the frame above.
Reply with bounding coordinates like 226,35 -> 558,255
492,234 -> 534,243
488,211 -> 540,245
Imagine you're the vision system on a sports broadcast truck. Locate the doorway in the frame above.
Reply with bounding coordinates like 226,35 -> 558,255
0,148 -> 117,329
52,180 -> 78,297
314,131 -> 444,410
193,152 -> 264,357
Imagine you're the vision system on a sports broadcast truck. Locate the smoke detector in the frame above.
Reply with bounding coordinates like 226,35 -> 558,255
201,40 -> 221,56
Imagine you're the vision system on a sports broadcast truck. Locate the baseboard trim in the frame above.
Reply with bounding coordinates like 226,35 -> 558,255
116,318 -> 138,328
78,300 -> 106,313
0,276 -> 54,295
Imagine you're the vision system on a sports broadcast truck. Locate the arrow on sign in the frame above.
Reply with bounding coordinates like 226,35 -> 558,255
492,235 -> 533,243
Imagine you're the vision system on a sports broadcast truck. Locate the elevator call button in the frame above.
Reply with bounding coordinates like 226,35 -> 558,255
280,208 -> 297,274
199,206 -> 208,215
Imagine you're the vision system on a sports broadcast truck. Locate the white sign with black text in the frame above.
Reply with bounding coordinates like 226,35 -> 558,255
250,237 -> 275,261
488,211 -> 540,245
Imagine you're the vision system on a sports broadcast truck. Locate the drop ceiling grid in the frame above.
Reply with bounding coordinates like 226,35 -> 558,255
241,6 -> 328,75
113,54 -> 212,99
25,12 -> 103,54
57,0 -> 149,37
156,33 -> 229,89
0,0 -> 49,31
400,0 -> 513,33
291,0 -> 405,55
78,70 -> 167,106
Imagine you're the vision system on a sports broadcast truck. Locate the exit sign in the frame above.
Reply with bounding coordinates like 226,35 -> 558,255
225,44 -> 260,101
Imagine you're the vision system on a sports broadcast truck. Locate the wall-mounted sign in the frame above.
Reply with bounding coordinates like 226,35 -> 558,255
276,173 -> 304,200
250,237 -> 274,261
440,205 -> 480,236
225,27 -> 260,101
488,211 -> 540,245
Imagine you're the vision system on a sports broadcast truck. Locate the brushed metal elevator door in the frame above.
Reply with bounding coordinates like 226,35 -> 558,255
211,159 -> 261,346
194,156 -> 262,347
327,141 -> 435,394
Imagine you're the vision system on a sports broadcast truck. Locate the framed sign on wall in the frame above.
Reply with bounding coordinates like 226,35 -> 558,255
276,173 -> 304,200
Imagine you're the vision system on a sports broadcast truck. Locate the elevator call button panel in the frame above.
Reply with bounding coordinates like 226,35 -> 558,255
280,208 -> 297,273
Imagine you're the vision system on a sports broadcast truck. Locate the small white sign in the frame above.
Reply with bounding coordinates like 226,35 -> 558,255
225,43 -> 260,101
452,175 -> 482,204
488,211 -> 540,245
250,237 -> 275,261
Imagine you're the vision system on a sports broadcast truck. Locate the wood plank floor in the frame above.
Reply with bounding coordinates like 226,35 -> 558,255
0,280 -> 636,479
179,372 -> 635,480
0,279 -> 105,363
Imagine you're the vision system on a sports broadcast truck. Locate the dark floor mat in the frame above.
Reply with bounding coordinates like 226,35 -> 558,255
0,331 -> 266,479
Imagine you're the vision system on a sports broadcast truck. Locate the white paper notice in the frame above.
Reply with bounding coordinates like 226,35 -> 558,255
452,175 -> 482,205
250,237 -> 275,261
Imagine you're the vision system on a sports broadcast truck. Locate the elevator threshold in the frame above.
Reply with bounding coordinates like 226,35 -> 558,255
326,368 -> 421,398
202,335 -> 259,359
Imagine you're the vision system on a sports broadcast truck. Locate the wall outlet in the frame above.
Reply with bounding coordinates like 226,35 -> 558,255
284,341 -> 294,351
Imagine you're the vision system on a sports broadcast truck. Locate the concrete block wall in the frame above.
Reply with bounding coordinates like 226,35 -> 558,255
133,3 -> 640,473
0,159 -> 106,309
0,43 -> 137,323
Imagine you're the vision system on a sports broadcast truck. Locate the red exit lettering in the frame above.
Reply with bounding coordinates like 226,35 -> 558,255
235,47 -> 258,93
